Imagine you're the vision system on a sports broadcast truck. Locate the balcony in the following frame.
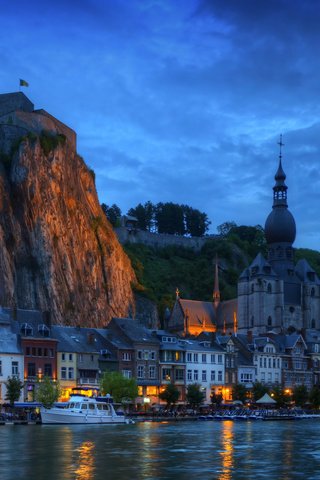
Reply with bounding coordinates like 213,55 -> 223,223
78,377 -> 99,385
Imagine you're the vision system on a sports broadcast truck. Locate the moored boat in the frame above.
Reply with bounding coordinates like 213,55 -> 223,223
40,395 -> 132,425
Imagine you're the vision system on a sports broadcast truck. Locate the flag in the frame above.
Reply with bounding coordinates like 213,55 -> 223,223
19,79 -> 29,87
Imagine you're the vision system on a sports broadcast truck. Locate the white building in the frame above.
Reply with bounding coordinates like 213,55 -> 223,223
183,339 -> 225,403
0,310 -> 24,404
253,337 -> 282,386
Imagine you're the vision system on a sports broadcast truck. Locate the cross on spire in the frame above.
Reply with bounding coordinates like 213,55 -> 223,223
278,134 -> 284,159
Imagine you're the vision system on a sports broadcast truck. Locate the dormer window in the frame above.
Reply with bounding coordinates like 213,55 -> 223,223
21,323 -> 33,336
38,324 -> 50,337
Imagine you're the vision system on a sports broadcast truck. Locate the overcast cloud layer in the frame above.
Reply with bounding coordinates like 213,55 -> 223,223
1,0 -> 319,250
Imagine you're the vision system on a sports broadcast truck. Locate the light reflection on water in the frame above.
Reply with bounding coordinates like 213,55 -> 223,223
219,420 -> 234,480
1,420 -> 320,479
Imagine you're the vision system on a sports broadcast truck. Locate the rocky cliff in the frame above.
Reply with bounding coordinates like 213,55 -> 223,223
0,134 -> 136,326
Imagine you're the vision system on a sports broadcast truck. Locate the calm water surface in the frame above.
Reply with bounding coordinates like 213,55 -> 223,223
0,420 -> 320,479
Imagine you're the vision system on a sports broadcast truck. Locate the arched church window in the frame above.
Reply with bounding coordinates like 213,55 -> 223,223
311,287 -> 315,297
267,283 -> 272,294
267,316 -> 272,327
311,319 -> 316,329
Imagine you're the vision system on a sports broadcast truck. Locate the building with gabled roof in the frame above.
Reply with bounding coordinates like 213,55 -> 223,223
237,142 -> 320,335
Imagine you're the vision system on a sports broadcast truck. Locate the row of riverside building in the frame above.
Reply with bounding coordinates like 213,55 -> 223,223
1,306 -> 319,406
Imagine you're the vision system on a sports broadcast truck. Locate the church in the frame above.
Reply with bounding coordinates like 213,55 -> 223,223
168,141 -> 320,337
237,143 -> 320,334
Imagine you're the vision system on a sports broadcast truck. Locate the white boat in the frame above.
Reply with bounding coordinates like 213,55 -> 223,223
40,395 -> 132,424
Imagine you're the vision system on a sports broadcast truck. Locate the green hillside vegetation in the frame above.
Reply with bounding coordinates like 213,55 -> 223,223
124,225 -> 320,322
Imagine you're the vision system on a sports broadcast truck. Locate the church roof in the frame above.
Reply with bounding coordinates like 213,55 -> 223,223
246,253 -> 277,278
295,259 -> 320,285
178,299 -> 216,327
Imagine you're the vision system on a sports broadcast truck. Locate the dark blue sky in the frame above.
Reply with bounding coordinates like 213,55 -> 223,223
2,0 -> 320,250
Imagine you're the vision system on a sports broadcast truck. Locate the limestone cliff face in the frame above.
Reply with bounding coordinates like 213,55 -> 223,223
0,137 -> 136,326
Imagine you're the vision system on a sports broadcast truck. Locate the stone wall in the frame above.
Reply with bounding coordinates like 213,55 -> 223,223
0,92 -> 34,116
115,227 -> 215,252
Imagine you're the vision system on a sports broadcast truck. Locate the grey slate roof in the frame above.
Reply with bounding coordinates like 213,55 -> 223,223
51,326 -> 111,354
110,318 -> 159,345
0,326 -> 23,354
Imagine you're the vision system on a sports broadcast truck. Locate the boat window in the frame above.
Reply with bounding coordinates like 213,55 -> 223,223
81,404 -> 88,410
97,404 -> 102,410
88,403 -> 95,410
69,403 -> 75,409
103,404 -> 108,411
75,403 -> 81,409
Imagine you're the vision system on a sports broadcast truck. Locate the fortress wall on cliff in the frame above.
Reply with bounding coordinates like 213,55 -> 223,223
115,227 -> 216,252
0,92 -> 76,152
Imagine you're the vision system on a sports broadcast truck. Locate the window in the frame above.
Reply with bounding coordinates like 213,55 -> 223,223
211,370 -> 216,382
240,373 -> 253,383
311,287 -> 315,297
187,353 -> 192,362
149,366 -> 156,379
267,283 -> 272,293
150,351 -> 156,360
44,364 -> 52,377
267,316 -> 272,327
12,361 -> 19,376
175,369 -> 184,381
69,354 -> 73,361
26,347 -> 30,356
211,354 -> 216,364
259,357 -> 262,367
264,358 -> 267,368
28,363 -> 36,377
32,347 -> 36,356
122,352 -> 131,361
193,353 -> 198,362
194,370 -> 198,381
49,349 -> 54,358
312,319 -> 316,329
38,324 -> 50,337
268,358 -> 271,368
137,365 -> 145,379
68,367 -> 74,379
202,370 -> 207,382
187,370 -> 192,381
218,355 -> 223,364
218,371 -> 223,382
61,367 -> 67,379
37,348 -> 42,357
202,354 -> 207,363
21,323 -> 33,336
162,368 -> 171,381
79,354 -> 83,363
137,350 -> 142,360
122,370 -> 132,379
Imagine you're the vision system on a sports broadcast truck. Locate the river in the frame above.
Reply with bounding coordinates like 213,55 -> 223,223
0,419 -> 319,479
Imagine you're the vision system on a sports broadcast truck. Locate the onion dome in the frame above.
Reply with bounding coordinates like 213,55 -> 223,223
264,136 -> 296,245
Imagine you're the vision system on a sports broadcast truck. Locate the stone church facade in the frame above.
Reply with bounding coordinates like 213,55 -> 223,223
237,150 -> 320,335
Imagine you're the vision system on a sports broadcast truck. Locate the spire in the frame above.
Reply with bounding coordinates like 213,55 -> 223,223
273,134 -> 288,207
213,256 -> 220,309
176,288 -> 180,299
